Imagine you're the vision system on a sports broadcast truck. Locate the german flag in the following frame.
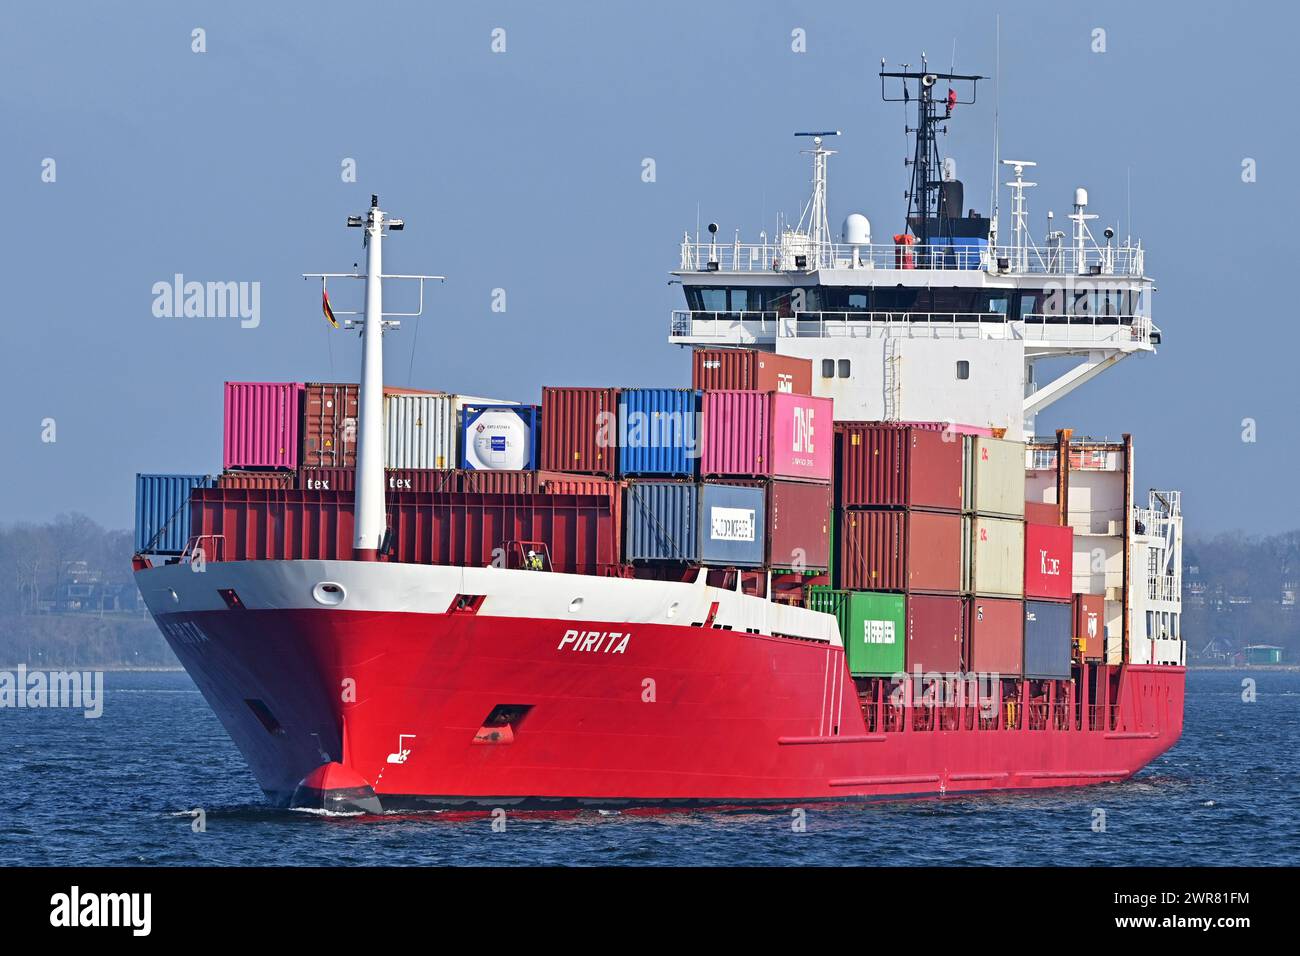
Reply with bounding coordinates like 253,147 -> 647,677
322,289 -> 338,328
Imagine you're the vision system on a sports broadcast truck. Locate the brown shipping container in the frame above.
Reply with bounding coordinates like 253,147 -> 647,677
768,479 -> 832,570
296,467 -> 458,493
692,348 -> 812,395
839,509 -> 963,592
967,597 -> 1024,675
1073,593 -> 1105,660
216,471 -> 294,490
906,594 -> 964,673
540,387 -> 619,476
1024,500 -> 1060,526
301,383 -> 360,469
836,424 -> 963,511
190,488 -> 617,573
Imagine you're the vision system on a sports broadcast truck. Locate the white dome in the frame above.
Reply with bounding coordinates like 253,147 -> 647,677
1074,187 -> 1089,207
842,213 -> 872,246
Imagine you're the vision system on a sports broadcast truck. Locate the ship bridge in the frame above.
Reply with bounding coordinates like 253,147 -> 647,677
670,69 -> 1160,440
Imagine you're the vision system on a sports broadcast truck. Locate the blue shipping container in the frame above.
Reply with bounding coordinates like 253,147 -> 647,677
135,473 -> 212,554
1024,600 -> 1073,679
623,481 -> 765,566
460,404 -> 540,471
617,388 -> 700,477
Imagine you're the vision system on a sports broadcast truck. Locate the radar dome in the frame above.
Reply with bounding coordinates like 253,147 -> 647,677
1074,187 -> 1089,207
842,213 -> 872,246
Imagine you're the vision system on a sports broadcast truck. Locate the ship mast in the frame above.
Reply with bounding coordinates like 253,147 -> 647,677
304,195 -> 444,561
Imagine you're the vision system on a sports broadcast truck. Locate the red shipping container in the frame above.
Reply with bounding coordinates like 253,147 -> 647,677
839,509 -> 963,592
1024,522 -> 1074,601
692,348 -> 813,395
540,387 -> 619,476
216,471 -> 294,490
701,390 -> 833,481
223,382 -> 303,471
906,594 -> 964,673
301,383 -> 359,469
836,423 -> 963,511
537,473 -> 625,540
1024,500 -> 1060,526
190,489 -> 617,573
967,597 -> 1024,675
296,468 -> 458,493
459,470 -> 538,494
768,479 -> 832,570
1073,593 -> 1105,660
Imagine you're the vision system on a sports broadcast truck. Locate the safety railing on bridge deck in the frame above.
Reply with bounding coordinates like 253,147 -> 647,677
678,239 -> 1146,277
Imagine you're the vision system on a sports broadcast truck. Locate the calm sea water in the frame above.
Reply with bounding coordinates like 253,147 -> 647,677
0,669 -> 1295,866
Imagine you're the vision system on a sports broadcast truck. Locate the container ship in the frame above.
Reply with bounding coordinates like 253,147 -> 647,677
132,61 -> 1185,812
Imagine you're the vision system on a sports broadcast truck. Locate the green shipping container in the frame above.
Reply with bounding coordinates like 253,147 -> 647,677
807,587 -> 906,676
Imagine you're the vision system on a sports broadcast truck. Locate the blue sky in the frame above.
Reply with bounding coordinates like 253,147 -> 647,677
2,1 -> 1290,533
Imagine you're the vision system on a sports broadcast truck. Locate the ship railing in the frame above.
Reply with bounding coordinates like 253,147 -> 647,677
792,311 -> 1017,340
678,239 -> 1145,276
182,534 -> 225,566
669,310 -> 780,343
1021,313 -> 1152,348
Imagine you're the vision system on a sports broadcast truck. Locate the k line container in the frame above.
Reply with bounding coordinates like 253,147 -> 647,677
1073,593 -> 1105,661
807,588 -> 905,676
623,481 -> 765,566
301,383 -> 359,469
190,489 -> 617,573
223,382 -> 303,470
135,473 -> 213,553
966,514 -> 1026,598
692,348 -> 813,395
540,387 -> 620,476
1024,522 -> 1074,601
906,594 -> 965,673
838,509 -> 963,593
964,436 -> 1027,517
701,390 -> 833,481
617,388 -> 701,477
967,597 -> 1024,675
1024,599 -> 1073,679
836,424 -> 964,511
461,404 -> 540,471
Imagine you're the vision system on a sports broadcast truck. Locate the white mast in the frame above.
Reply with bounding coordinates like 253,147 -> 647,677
354,196 -> 390,557
304,195 -> 444,561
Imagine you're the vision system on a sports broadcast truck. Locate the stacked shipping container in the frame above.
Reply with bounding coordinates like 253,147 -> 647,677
832,424 -> 966,675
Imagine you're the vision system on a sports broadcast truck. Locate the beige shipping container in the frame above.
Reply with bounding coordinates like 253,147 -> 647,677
964,514 -> 1025,598
384,393 -> 515,470
964,436 -> 1027,517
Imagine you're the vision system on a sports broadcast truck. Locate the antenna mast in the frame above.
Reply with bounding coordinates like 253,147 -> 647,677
880,55 -> 983,248
793,131 -> 840,266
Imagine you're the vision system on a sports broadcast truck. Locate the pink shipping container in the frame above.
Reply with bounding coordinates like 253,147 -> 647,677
702,390 -> 833,481
223,382 -> 303,471
540,387 -> 620,477
1024,522 -> 1074,601
836,423 -> 963,511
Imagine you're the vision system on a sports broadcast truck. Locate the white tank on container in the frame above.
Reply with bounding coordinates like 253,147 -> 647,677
461,404 -> 539,471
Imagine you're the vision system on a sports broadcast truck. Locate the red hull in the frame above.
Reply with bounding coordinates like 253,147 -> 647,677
141,561 -> 1185,811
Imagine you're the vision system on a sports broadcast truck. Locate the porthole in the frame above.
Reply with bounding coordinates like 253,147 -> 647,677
569,597 -> 584,613
312,582 -> 346,606
667,601 -> 679,619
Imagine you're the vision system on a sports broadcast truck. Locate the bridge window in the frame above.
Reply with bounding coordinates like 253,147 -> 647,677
700,288 -> 727,311
956,360 -> 970,380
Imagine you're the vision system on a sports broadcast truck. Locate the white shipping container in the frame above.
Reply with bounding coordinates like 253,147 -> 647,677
964,436 -> 1026,517
384,393 -> 515,470
965,514 -> 1025,598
